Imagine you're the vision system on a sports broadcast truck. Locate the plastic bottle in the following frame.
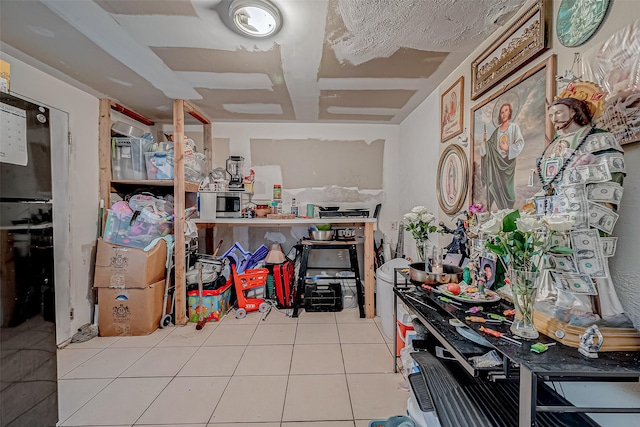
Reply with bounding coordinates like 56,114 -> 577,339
273,184 -> 282,201
291,198 -> 298,216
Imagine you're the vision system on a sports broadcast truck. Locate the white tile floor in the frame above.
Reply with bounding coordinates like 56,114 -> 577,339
57,308 -> 409,427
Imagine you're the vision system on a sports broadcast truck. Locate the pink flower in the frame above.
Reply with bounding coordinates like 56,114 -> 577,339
468,204 -> 485,214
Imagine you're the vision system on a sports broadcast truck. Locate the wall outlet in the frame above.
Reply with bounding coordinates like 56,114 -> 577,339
391,220 -> 399,231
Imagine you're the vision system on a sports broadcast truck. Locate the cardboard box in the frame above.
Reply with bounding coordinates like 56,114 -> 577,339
96,279 -> 164,336
94,238 -> 166,287
187,279 -> 233,323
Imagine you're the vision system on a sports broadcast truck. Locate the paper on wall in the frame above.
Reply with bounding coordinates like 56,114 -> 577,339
0,102 -> 28,166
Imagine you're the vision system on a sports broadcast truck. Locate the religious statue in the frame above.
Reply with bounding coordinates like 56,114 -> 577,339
579,324 -> 604,358
534,95 -> 628,327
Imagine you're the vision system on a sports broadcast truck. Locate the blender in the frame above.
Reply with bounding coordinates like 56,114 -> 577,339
226,155 -> 245,190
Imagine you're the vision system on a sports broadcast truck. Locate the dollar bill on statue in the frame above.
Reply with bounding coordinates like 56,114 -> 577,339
550,271 -> 598,295
582,131 -> 621,153
598,152 -> 626,174
559,184 -> 589,229
547,254 -> 578,273
570,229 -> 607,278
600,237 -> 618,257
587,201 -> 619,234
568,211 -> 589,230
586,182 -> 623,206
534,195 -> 568,215
550,232 -> 568,247
561,162 -> 611,186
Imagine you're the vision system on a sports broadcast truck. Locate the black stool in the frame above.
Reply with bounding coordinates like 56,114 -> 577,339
292,240 -> 365,318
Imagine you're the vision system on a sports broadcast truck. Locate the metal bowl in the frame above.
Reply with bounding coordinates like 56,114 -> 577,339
310,230 -> 335,241
409,262 -> 464,284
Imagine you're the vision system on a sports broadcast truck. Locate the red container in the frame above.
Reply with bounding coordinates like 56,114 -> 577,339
396,311 -> 415,357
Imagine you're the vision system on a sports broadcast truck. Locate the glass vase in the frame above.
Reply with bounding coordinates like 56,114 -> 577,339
509,269 -> 540,340
416,239 -> 429,263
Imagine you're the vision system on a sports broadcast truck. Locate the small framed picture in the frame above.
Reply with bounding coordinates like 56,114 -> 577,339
542,157 -> 561,180
480,257 -> 497,289
441,76 -> 464,142
436,144 -> 469,215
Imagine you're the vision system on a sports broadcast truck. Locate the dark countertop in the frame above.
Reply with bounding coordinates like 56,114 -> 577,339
396,284 -> 640,378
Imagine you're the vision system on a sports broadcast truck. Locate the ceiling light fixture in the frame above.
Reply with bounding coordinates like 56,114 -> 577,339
229,0 -> 282,38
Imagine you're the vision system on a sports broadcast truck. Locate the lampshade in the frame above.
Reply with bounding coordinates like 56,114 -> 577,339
265,243 -> 286,264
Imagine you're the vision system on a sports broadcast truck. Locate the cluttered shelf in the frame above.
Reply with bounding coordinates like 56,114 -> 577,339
393,270 -> 640,427
110,179 -> 200,192
98,98 -> 213,325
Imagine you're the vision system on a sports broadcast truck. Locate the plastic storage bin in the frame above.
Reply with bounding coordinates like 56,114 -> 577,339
188,279 -> 233,323
111,137 -> 152,180
144,150 -> 207,181
103,209 -> 172,249
145,151 -> 174,180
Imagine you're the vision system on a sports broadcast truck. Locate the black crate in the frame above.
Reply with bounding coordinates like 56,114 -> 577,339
304,282 -> 343,312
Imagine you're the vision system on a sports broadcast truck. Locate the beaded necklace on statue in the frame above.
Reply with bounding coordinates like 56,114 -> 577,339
536,125 -> 596,196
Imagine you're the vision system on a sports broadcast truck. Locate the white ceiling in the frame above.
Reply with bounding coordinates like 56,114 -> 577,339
0,0 -> 526,125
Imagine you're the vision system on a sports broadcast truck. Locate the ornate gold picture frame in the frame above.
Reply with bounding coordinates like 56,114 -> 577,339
470,0 -> 551,100
441,76 -> 464,142
437,143 -> 468,215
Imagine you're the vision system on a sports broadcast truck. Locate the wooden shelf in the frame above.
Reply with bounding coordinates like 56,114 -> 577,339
99,98 -> 213,326
110,179 -> 200,192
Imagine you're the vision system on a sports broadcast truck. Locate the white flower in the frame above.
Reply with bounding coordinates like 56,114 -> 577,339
411,206 -> 429,215
481,218 -> 502,235
543,214 -> 575,232
403,206 -> 439,242
493,209 -> 516,222
421,212 -> 435,224
516,216 -> 542,233
403,212 -> 419,224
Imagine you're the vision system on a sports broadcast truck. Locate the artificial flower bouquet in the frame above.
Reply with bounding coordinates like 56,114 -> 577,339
479,209 -> 574,339
403,206 -> 441,262
480,209 -> 574,273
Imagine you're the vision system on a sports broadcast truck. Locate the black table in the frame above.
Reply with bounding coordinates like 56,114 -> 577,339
393,268 -> 640,427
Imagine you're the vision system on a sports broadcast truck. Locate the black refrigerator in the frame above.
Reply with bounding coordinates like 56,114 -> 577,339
1,91 -> 57,426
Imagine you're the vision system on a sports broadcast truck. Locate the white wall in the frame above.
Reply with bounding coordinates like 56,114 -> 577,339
397,89 -> 442,260
1,51 -> 99,344
208,121 -> 402,238
398,0 -> 640,424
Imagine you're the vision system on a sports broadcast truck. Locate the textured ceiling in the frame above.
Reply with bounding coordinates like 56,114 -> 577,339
0,0 -> 526,125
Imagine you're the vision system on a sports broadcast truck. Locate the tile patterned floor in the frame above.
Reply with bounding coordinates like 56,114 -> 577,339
57,308 -> 409,427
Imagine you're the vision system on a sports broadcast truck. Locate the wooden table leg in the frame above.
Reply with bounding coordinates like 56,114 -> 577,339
364,222 -> 375,318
